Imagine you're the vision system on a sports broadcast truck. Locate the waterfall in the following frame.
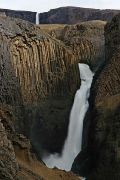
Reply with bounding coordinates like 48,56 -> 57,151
42,63 -> 94,171
36,13 -> 39,24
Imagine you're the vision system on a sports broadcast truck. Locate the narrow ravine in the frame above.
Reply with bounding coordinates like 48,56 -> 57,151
42,63 -> 94,171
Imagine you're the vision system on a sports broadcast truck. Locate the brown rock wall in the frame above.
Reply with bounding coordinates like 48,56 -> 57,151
9,36 -> 79,101
0,16 -> 79,103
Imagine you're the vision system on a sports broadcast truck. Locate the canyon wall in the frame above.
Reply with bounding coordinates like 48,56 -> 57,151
88,13 -> 120,180
0,15 -> 81,180
40,20 -> 106,71
0,15 -> 81,156
58,20 -> 106,71
72,13 -> 120,180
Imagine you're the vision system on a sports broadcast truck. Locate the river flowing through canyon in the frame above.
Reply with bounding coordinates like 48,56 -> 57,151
42,63 -> 94,171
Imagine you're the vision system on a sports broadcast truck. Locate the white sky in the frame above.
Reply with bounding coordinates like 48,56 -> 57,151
0,0 -> 119,13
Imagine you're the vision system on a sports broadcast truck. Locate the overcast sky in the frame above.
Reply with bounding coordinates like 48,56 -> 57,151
0,0 -> 119,13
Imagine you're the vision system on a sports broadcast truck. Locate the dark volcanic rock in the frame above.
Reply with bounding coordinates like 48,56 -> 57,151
39,7 -> 120,24
0,8 -> 36,23
72,13 -> 120,180
85,14 -> 120,180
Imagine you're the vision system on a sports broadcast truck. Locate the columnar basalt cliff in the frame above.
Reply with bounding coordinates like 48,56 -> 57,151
40,20 -> 106,71
0,8 -> 36,23
58,20 -> 106,71
39,7 -> 120,24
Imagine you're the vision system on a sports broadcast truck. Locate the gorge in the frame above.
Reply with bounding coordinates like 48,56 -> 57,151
0,7 -> 120,180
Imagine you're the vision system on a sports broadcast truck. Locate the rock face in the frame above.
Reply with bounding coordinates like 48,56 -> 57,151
0,107 -> 19,180
0,8 -> 36,23
58,20 -> 106,71
0,104 -> 80,180
88,13 -> 120,180
39,7 -> 120,24
73,13 -> 120,180
40,20 -> 106,71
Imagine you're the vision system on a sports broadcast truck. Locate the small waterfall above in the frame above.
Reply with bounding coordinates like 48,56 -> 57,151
42,63 -> 94,171
36,13 -> 39,24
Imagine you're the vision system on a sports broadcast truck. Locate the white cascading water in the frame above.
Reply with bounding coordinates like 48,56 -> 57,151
42,63 -> 93,171
36,13 -> 39,24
